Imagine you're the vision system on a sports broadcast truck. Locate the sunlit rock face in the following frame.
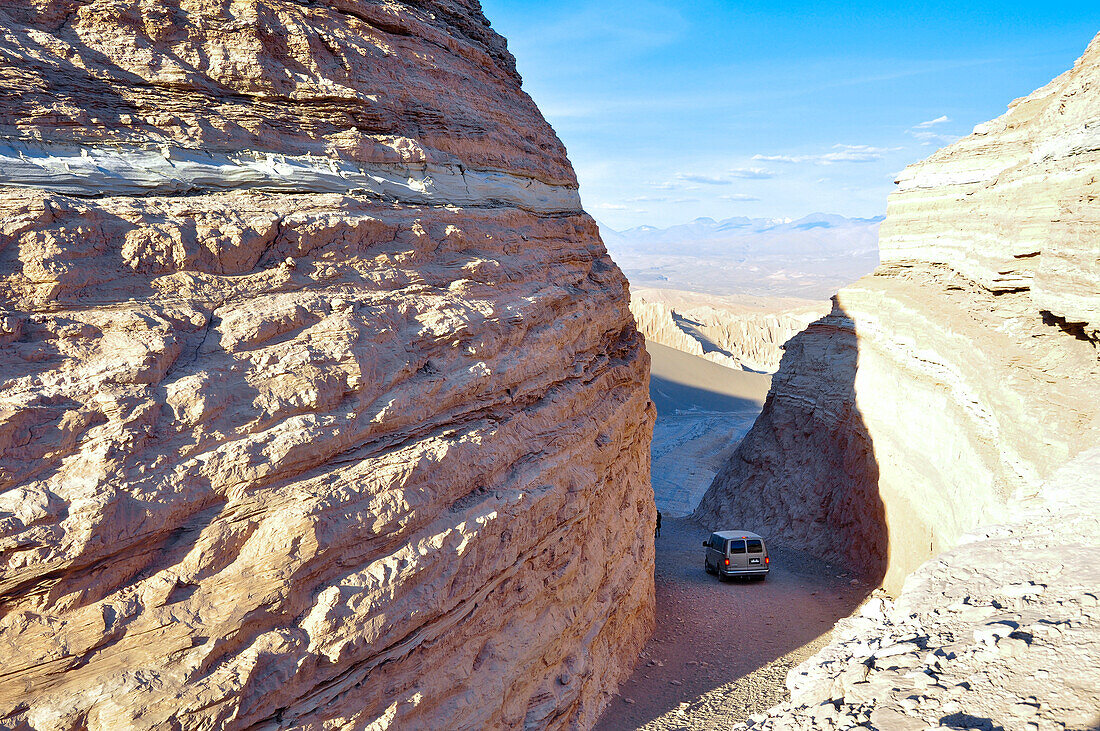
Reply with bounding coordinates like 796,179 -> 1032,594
0,2 -> 655,729
696,33 -> 1100,596
883,40 -> 1100,334
629,290 -> 828,374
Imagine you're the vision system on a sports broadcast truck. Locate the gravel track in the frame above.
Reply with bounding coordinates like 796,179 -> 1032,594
595,517 -> 868,730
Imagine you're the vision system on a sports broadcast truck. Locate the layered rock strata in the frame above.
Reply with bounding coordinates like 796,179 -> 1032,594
697,34 -> 1100,593
0,3 -> 655,729
630,289 -> 827,373
884,52 -> 1100,336
698,31 -> 1100,728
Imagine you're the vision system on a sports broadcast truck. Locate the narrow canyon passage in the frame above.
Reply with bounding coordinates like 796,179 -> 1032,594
596,342 -> 867,727
594,518 -> 869,729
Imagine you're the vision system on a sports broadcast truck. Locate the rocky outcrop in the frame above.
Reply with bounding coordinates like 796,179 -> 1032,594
736,450 -> 1100,731
0,3 -> 655,729
630,289 -> 828,373
695,301 -> 887,576
697,32 -> 1100,593
697,31 -> 1100,729
884,55 -> 1100,336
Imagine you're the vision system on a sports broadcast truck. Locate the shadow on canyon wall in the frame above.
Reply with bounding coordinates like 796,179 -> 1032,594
597,300 -> 889,727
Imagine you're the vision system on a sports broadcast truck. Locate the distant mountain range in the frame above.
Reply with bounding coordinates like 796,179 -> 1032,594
599,213 -> 882,300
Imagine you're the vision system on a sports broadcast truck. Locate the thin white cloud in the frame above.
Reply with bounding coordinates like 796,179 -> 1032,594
756,152 -> 809,162
665,167 -> 774,188
594,202 -> 629,211
719,193 -> 760,202
905,116 -> 959,145
821,144 -> 898,162
728,167 -> 775,179
752,144 -> 898,165
914,115 -> 950,128
909,130 -> 960,144
675,173 -> 733,185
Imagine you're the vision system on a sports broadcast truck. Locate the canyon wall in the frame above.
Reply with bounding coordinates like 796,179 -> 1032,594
696,33 -> 1100,595
630,289 -> 828,373
0,3 -> 655,729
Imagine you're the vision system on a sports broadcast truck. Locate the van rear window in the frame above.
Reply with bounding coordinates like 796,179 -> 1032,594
729,540 -> 746,554
747,539 -> 763,553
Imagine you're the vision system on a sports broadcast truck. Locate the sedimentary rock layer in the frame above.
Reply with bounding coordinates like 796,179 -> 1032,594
0,139 -> 582,212
696,33 -> 1100,593
630,289 -> 827,374
882,36 -> 1100,335
0,2 -> 655,729
0,0 -> 577,185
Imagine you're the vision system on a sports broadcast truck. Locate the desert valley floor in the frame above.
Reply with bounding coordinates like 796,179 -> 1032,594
594,517 -> 868,730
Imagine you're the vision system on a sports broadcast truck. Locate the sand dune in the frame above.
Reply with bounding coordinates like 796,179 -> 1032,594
647,341 -> 771,415
646,341 -> 770,516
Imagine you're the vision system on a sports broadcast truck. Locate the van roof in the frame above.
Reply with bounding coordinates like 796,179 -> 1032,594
713,530 -> 764,540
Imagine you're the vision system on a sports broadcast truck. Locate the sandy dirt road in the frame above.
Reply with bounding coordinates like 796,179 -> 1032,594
594,518 -> 868,730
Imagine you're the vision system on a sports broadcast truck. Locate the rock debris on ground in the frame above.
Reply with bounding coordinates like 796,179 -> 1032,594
594,517 -> 867,730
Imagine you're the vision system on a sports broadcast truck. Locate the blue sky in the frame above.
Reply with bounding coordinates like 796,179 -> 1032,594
480,1 -> 1099,229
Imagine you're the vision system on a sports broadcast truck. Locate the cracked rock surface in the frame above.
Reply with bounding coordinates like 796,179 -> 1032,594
0,2 -> 654,729
736,450 -> 1100,731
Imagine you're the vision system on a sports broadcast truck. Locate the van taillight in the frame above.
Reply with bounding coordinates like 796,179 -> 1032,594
765,556 -> 770,564
724,558 -> 730,566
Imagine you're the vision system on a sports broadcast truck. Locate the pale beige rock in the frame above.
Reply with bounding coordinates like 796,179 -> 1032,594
630,289 -> 828,374
737,450 -> 1100,731
0,2 -> 654,729
881,34 -> 1100,335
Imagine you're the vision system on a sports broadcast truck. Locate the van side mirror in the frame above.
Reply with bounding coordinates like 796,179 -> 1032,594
702,540 -> 708,548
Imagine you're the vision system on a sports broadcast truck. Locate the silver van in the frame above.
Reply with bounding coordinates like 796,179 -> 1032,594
703,530 -> 770,581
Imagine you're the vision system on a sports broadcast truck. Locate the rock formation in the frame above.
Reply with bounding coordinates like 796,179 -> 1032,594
0,3 -> 655,729
698,31 -> 1100,729
630,289 -> 828,373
